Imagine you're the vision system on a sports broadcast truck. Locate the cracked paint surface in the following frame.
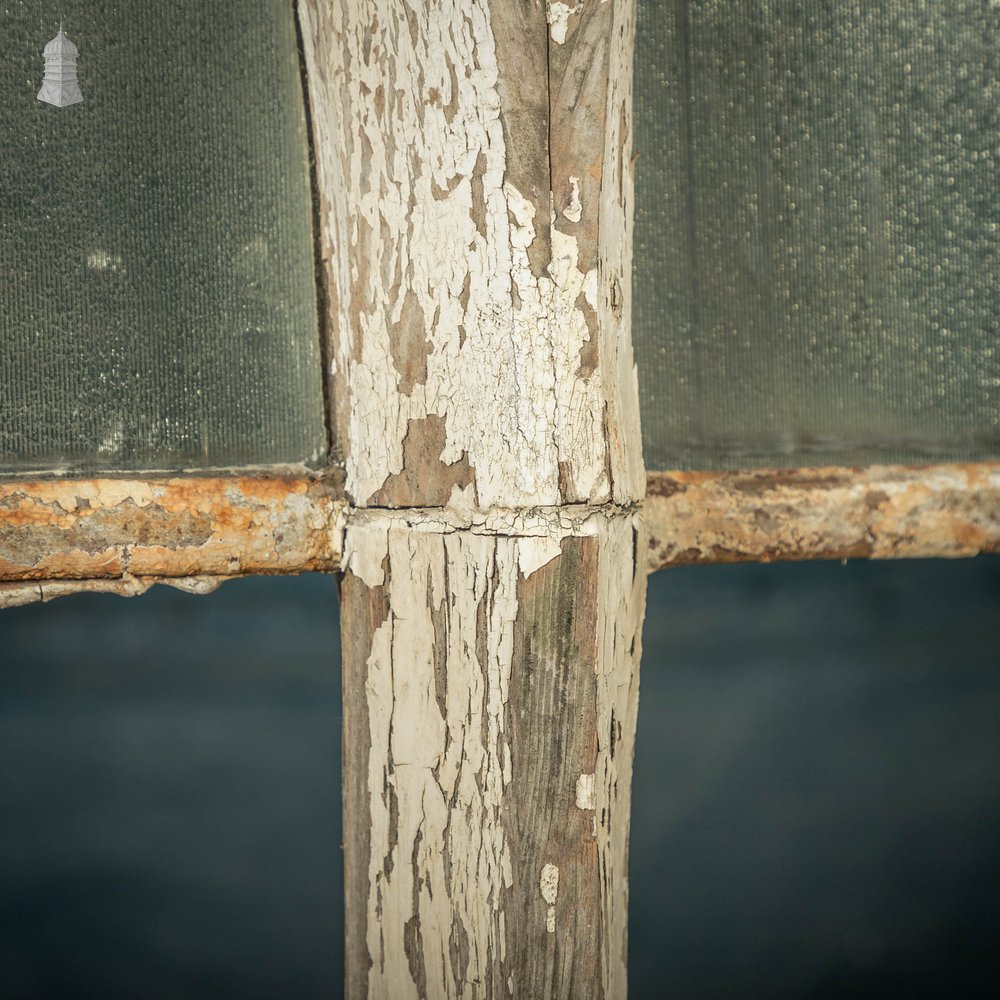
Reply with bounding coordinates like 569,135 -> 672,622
352,520 -> 519,999
342,509 -> 645,999
576,772 -> 596,811
300,0 -> 639,510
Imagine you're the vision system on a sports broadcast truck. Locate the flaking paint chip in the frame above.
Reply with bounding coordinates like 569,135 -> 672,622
540,862 -> 560,933
575,772 -> 596,811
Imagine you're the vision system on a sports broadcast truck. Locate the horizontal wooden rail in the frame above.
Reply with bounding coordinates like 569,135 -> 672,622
2,462 -> 998,607
644,463 -> 1000,570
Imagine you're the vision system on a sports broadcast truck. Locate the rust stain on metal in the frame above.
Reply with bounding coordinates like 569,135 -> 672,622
643,463 -> 1000,572
4,462 -> 998,605
0,476 -> 347,594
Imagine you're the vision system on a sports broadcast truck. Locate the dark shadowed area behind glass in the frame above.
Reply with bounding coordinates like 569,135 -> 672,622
0,558 -> 998,998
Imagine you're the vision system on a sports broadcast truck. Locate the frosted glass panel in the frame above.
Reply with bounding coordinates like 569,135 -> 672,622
1,1 -> 325,472
634,1 -> 1000,471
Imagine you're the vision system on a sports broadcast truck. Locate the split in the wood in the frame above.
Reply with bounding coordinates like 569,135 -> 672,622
339,509 -> 645,999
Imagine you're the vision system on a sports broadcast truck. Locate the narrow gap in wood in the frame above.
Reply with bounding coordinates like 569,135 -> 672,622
291,0 -> 339,469
544,2 -> 554,236
338,513 -> 645,999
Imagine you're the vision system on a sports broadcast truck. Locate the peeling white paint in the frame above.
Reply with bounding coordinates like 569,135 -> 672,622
343,509 -> 646,997
540,863 -> 559,904
300,0 -> 647,994
540,863 -> 560,933
516,536 -> 564,578
547,1 -> 579,44
303,0 -> 620,510
350,520 -> 520,998
346,502 -> 632,541
342,521 -> 388,587
562,176 -> 583,223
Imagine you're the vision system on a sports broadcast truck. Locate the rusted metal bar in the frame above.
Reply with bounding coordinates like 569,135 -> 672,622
0,476 -> 346,604
644,463 -> 1000,571
3,462 -> 997,608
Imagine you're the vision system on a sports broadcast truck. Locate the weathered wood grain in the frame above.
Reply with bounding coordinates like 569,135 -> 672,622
299,0 -> 645,509
300,2 -> 648,995
340,537 -> 388,1000
339,510 -> 646,999
548,0 -> 644,504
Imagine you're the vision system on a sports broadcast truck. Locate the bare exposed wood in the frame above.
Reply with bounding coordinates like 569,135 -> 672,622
339,510 -> 646,1000
296,2 -> 650,995
644,463 -> 1000,570
299,0 -> 645,510
0,476 -> 346,589
299,2 -> 648,994
549,0 -> 644,504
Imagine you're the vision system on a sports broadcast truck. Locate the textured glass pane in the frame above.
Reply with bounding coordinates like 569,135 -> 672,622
635,1 -> 1000,470
1,1 -> 325,472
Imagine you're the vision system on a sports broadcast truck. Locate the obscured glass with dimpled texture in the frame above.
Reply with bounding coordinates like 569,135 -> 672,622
1,0 -> 325,472
634,1 -> 1000,471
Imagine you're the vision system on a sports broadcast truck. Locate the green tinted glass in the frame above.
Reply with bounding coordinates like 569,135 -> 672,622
1,0 -> 325,472
634,1 -> 1000,471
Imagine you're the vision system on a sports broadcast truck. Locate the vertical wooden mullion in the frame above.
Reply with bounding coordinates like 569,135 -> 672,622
338,512 -> 646,998
301,1 -> 645,995
340,565 -> 386,1000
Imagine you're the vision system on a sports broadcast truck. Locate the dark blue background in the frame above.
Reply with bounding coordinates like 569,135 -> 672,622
1,557 -> 998,998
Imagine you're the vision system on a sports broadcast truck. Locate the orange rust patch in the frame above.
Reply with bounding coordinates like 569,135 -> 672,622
644,463 -> 1000,572
0,475 -> 345,585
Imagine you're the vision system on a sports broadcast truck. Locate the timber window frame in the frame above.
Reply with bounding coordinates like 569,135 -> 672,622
3,461 -> 1000,607
1,2 -> 997,605
3,2 -> 1000,997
